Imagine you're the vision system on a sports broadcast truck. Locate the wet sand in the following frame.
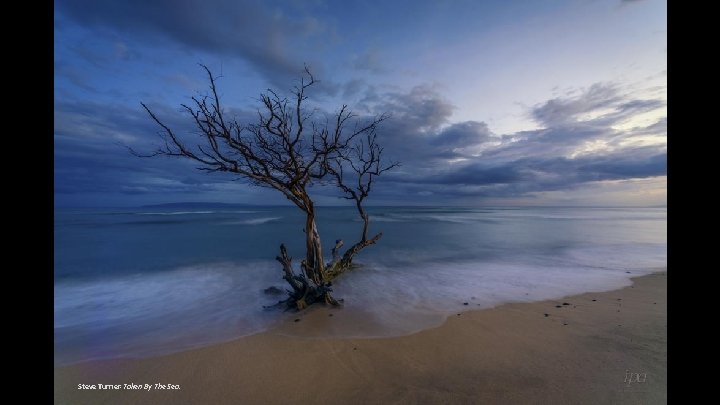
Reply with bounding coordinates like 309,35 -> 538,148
55,271 -> 666,404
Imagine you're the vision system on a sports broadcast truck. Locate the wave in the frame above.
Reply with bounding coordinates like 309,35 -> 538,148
135,210 -> 260,216
368,213 -> 491,224
282,243 -> 666,339
55,241 -> 666,364
223,217 -> 282,225
136,211 -> 216,215
483,213 -> 667,221
366,209 -> 666,224
367,216 -> 405,223
54,262 -> 288,366
120,219 -> 190,225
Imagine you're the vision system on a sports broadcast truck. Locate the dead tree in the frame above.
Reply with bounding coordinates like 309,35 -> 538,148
325,130 -> 398,277
134,64 -> 396,310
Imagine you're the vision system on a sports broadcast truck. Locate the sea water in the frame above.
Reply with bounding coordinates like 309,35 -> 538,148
54,205 -> 666,365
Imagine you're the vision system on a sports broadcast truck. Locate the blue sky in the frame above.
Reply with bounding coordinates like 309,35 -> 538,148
54,0 -> 666,207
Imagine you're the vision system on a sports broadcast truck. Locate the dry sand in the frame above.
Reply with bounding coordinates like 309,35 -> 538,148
55,271 -> 666,404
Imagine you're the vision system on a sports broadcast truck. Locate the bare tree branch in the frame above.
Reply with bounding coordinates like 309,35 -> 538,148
135,64 -> 398,310
327,122 -> 399,242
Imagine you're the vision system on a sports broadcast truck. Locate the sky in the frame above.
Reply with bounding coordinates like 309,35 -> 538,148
54,0 -> 667,207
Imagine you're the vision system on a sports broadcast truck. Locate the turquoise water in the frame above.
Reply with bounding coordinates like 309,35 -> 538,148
54,205 -> 666,365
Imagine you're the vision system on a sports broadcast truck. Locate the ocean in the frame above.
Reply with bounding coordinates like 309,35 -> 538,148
54,205 -> 666,365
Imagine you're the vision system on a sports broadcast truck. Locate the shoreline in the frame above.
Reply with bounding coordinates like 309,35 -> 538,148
55,271 -> 666,404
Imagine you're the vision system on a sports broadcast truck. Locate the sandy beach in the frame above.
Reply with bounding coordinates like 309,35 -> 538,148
54,271 -> 666,404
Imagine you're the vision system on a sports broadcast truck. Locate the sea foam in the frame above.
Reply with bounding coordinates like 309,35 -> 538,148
54,206 -> 666,364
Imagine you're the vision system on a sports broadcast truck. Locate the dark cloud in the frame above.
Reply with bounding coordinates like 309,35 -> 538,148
579,153 -> 665,180
431,121 -> 492,149
54,100 -> 244,201
391,147 -> 664,188
362,82 -> 666,201
56,0 -> 330,90
380,85 -> 455,132
426,164 -> 525,186
54,78 -> 666,206
531,83 -> 620,126
355,85 -> 457,165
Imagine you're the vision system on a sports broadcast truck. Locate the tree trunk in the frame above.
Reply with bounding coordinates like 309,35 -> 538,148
303,205 -> 324,283
270,207 -> 379,309
270,243 -> 337,310
267,196 -> 342,310
303,201 -> 340,306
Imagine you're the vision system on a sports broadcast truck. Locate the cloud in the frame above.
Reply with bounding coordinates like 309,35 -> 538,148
54,100 -> 238,198
531,83 -> 621,126
353,85 -> 457,166
431,121 -> 492,149
342,79 -> 367,99
351,51 -> 387,74
56,0 -> 331,90
54,77 -> 666,206
359,81 -> 666,202
426,164 -> 525,186
380,85 -> 456,132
